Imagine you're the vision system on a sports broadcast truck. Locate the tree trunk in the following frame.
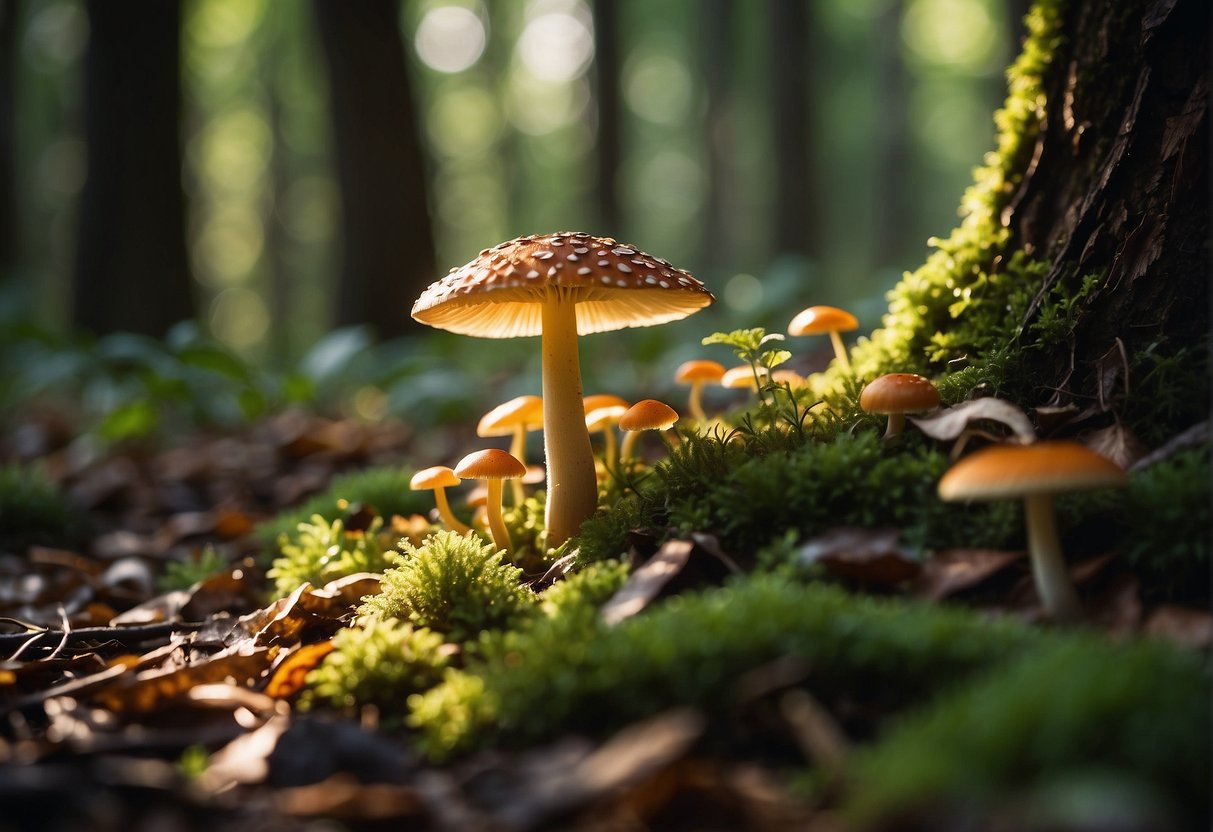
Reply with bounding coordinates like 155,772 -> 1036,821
72,0 -> 194,337
770,0 -> 817,261
701,0 -> 734,272
871,0 -> 909,269
1009,0 -> 1208,429
313,0 -> 435,340
0,0 -> 17,272
592,0 -> 621,236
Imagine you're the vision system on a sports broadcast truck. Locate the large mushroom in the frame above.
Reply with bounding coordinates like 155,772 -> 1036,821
412,233 -> 714,546
938,441 -> 1127,623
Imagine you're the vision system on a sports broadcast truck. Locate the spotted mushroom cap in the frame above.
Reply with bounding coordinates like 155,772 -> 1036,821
412,232 -> 715,338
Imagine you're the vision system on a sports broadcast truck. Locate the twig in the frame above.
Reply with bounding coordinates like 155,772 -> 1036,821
0,620 -> 209,660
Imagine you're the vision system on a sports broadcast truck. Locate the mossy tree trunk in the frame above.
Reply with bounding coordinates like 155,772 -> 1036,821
1007,0 -> 1207,427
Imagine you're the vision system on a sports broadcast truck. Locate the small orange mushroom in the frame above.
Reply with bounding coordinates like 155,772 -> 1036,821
788,305 -> 859,371
619,399 -> 680,461
859,373 -> 940,444
674,359 -> 726,421
409,466 -> 471,535
454,449 -> 527,556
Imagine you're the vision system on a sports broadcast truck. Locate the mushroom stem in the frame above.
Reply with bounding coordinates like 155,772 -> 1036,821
882,412 -> 905,444
1023,492 -> 1084,623
828,330 -> 851,372
601,426 -> 618,469
619,429 -> 639,462
508,428 -> 527,506
484,479 -> 512,556
688,382 -> 707,422
540,290 -> 599,546
433,487 -> 471,535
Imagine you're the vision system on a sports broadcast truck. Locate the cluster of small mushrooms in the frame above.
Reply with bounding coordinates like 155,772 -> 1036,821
408,232 -> 1127,624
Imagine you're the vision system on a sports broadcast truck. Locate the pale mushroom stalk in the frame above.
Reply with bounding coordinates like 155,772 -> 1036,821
541,289 -> 600,546
828,330 -> 851,372
484,478 -> 513,556
619,430 -> 641,461
687,383 -> 707,422
432,488 -> 471,536
882,412 -> 905,443
508,428 -> 527,506
1023,493 -> 1084,624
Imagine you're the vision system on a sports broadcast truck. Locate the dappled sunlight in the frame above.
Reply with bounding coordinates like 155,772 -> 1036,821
414,4 -> 487,74
516,1 -> 594,82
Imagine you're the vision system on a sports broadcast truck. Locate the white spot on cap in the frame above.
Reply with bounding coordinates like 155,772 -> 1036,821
580,267 -> 593,275
567,253 -> 579,261
616,279 -> 628,286
574,247 -> 589,254
645,275 -> 658,285
536,250 -> 553,260
617,263 -> 632,273
527,270 -> 539,278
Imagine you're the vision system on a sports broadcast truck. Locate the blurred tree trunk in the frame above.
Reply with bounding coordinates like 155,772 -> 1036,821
314,0 -> 435,339
770,0 -> 817,261
592,0 -> 621,235
701,0 -> 734,272
0,0 -> 16,272
72,0 -> 194,337
1010,0 -> 1207,425
871,0 -> 908,268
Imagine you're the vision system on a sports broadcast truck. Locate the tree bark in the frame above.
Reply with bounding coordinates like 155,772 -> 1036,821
770,0 -> 817,261
1008,0 -> 1208,424
313,0 -> 435,340
701,0 -> 734,272
592,0 -> 622,236
0,0 -> 17,272
72,0 -> 194,337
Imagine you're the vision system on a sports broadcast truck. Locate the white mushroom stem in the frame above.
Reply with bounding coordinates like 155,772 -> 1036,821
1023,493 -> 1084,623
599,426 -> 618,469
508,427 -> 527,506
541,290 -> 599,546
687,382 -> 707,422
828,330 -> 851,372
882,412 -> 905,444
483,479 -> 512,556
432,487 -> 471,536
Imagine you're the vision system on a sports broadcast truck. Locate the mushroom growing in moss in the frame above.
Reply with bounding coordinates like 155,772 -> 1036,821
412,233 -> 714,546
478,395 -> 544,505
454,449 -> 527,556
860,373 -> 940,444
619,399 -> 680,461
938,441 -> 1127,623
409,466 -> 470,535
674,359 -> 726,422
788,305 -> 858,371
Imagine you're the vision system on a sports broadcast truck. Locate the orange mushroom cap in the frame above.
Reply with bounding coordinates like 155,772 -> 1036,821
859,373 -> 940,415
583,393 -> 630,414
477,395 -> 543,437
721,365 -> 769,390
938,441 -> 1127,502
674,359 -> 727,385
619,399 -> 680,432
410,466 -> 461,491
453,448 -> 527,481
788,305 -> 858,337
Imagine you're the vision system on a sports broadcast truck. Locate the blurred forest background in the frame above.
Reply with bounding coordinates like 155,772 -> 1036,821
1,0 -> 1033,433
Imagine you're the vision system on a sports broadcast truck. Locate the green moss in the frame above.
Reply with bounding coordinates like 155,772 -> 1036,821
360,529 -> 534,642
408,577 -> 1044,760
256,465 -> 432,547
845,637 -> 1211,829
302,618 -> 451,715
539,560 -> 630,618
0,464 -> 84,551
267,515 -> 397,598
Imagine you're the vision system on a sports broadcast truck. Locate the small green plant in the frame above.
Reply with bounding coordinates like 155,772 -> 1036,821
702,328 -> 792,407
360,530 -> 534,642
302,618 -> 452,715
157,545 -> 229,591
0,464 -> 83,551
268,515 -> 397,598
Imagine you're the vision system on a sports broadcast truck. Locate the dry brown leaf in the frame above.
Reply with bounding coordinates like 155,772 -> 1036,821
601,541 -> 693,626
264,641 -> 336,700
275,776 -> 424,820
1143,605 -> 1213,650
908,397 -> 1036,443
1082,422 -> 1147,469
915,549 -> 1026,600
90,647 -> 271,714
794,528 -> 920,585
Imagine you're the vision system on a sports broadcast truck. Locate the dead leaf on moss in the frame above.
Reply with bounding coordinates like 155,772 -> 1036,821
1085,571 -> 1142,636
1083,422 -> 1147,469
602,540 -> 693,626
915,549 -> 1026,600
794,528 -> 920,585
275,776 -> 425,820
909,397 -> 1036,443
90,647 -> 271,715
265,641 -> 336,700
1143,605 -> 1213,650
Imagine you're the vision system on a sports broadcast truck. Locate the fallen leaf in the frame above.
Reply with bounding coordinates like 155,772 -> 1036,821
794,528 -> 920,585
915,549 -> 1027,600
909,397 -> 1036,443
90,647 -> 271,714
601,541 -> 693,626
1082,422 -> 1147,469
275,777 -> 424,820
264,641 -> 336,700
1143,605 -> 1213,650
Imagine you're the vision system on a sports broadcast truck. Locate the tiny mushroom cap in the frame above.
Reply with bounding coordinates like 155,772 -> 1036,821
788,305 -> 859,371
675,359 -> 727,421
413,233 -> 714,546
860,373 -> 941,443
586,404 -> 628,469
721,365 -> 769,390
410,465 -> 471,535
582,393 -> 629,414
619,399 -> 680,461
939,441 -> 1128,623
454,448 -> 527,556
478,394 -> 544,504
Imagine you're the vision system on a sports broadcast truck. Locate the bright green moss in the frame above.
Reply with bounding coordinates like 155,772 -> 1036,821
360,529 -> 534,642
267,514 -> 397,598
408,577 -> 1044,759
539,560 -> 630,618
844,637 -> 1211,829
256,465 -> 431,547
302,617 -> 451,715
0,464 -> 83,551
